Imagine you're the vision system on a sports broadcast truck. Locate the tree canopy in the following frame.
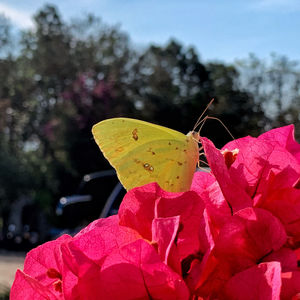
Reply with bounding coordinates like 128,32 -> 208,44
0,5 -> 298,222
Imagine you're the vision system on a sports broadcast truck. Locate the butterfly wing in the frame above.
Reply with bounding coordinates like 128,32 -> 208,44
92,118 -> 199,192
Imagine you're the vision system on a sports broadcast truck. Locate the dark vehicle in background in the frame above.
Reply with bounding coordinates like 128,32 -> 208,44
0,170 -> 125,250
54,170 -> 126,234
0,198 -> 48,251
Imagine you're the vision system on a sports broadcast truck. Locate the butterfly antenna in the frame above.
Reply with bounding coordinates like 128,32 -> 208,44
192,98 -> 215,132
197,115 -> 209,136
195,113 -> 235,143
203,116 -> 235,140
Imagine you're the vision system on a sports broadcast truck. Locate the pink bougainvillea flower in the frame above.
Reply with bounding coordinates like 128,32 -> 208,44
200,136 -> 253,212
257,175 -> 300,246
213,207 -> 287,270
62,218 -> 190,299
220,125 -> 300,199
70,214 -> 142,263
119,182 -> 208,264
192,207 -> 287,298
10,234 -> 73,299
223,262 -> 282,300
281,271 -> 300,299
58,214 -> 144,299
97,239 -> 189,300
258,124 -> 300,163
191,171 -> 231,231
262,247 -> 298,272
151,216 -> 181,274
202,126 -> 300,199
12,124 -> 300,300
11,270 -> 59,300
118,182 -> 215,296
201,127 -> 300,244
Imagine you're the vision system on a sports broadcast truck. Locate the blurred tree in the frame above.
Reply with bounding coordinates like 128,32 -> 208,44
0,4 -> 274,229
132,40 -> 265,146
0,15 -> 12,55
131,40 -> 212,132
237,53 -> 300,139
206,62 -> 267,145
15,5 -> 138,198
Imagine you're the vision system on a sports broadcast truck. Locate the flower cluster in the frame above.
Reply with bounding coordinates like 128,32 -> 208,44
11,125 -> 300,299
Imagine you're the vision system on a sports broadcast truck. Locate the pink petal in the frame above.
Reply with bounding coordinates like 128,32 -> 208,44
223,262 -> 282,300
262,248 -> 298,272
61,242 -> 102,299
252,148 -> 300,205
23,234 -> 71,279
222,132 -> 300,205
191,171 -> 216,193
152,216 -> 181,273
119,182 -> 207,261
118,183 -> 161,240
258,124 -> 300,162
201,137 -> 252,212
155,189 -> 206,258
192,171 -> 232,230
193,251 -> 231,298
10,270 -> 59,300
200,181 -> 232,231
193,208 -> 287,297
77,239 -> 190,299
71,215 -> 141,263
20,234 -> 72,297
281,271 -> 300,299
259,187 -> 300,244
214,208 -> 287,268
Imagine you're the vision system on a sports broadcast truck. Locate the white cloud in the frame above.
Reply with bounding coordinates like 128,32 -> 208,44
0,3 -> 33,28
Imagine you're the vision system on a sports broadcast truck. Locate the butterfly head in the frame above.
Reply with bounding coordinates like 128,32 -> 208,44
187,131 -> 200,142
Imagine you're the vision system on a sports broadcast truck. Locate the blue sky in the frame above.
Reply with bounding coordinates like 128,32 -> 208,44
0,0 -> 300,62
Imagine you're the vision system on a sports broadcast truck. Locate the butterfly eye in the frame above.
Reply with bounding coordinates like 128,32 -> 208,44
191,131 -> 200,141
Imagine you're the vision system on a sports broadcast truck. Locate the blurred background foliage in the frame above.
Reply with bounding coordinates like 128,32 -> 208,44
0,4 -> 299,227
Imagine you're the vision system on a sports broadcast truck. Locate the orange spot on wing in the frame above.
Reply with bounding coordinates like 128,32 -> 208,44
147,148 -> 156,155
134,158 -> 141,164
116,146 -> 124,152
132,128 -> 138,141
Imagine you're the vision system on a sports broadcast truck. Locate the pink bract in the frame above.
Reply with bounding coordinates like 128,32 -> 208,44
201,126 -> 300,246
11,235 -> 73,299
10,124 -> 300,299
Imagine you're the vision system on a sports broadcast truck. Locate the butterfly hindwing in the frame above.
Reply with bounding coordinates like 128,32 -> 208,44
92,118 -> 199,192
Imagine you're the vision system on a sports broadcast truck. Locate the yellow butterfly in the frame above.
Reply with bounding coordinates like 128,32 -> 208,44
92,118 -> 200,193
